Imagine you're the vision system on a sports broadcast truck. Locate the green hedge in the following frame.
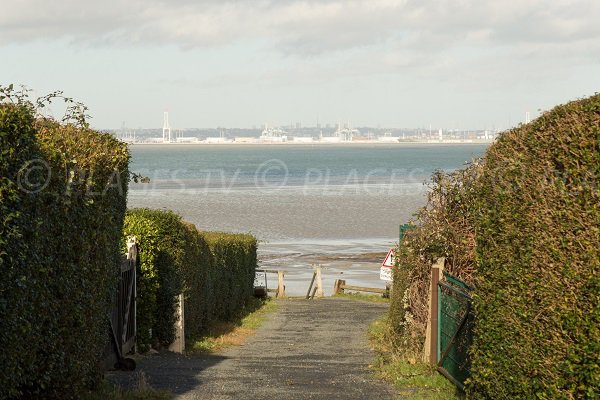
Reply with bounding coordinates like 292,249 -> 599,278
0,99 -> 129,399
387,94 -> 599,398
467,94 -> 600,398
0,100 -> 40,400
202,231 -> 258,321
122,209 -> 185,350
123,209 -> 257,350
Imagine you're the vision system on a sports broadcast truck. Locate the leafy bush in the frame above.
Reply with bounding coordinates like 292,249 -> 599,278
123,209 -> 257,350
0,98 -> 40,400
389,163 -> 481,356
0,88 -> 129,399
202,231 -> 257,321
467,94 -> 600,399
122,209 -> 185,350
180,222 -> 212,341
388,93 -> 599,398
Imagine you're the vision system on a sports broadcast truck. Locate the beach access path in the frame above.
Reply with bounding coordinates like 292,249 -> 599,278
109,298 -> 397,399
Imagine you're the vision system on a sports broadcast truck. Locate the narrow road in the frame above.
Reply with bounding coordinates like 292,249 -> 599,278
111,298 -> 397,399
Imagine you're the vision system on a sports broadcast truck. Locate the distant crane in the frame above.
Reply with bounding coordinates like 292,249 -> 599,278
163,111 -> 171,143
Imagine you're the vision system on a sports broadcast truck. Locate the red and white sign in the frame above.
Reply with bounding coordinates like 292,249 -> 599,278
380,248 -> 395,282
381,248 -> 395,268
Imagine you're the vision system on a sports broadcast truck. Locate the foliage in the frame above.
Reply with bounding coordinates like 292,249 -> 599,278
122,209 -> 186,350
467,94 -> 600,399
123,209 -> 258,351
202,231 -> 258,321
0,86 -> 129,399
389,163 -> 482,356
387,93 -> 599,399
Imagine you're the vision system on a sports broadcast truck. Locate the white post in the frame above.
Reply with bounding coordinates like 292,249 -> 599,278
168,293 -> 185,353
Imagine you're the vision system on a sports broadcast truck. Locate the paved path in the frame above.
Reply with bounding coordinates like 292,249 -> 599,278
110,298 -> 397,399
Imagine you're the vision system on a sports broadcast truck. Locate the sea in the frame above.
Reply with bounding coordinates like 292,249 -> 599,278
127,144 -> 488,296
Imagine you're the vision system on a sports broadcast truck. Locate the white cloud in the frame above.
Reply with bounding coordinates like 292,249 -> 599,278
2,0 -> 598,115
3,0 -> 598,53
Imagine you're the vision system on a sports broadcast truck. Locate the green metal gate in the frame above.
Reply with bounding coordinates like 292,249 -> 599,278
437,271 -> 473,390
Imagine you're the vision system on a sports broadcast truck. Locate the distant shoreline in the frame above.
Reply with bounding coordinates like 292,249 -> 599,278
127,139 -> 494,147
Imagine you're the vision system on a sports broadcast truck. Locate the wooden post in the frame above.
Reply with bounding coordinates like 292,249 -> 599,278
315,265 -> 324,297
423,257 -> 445,364
276,271 -> 286,298
305,271 -> 317,299
333,279 -> 346,295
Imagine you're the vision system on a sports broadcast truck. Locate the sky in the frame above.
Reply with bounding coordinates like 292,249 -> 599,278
1,0 -> 599,130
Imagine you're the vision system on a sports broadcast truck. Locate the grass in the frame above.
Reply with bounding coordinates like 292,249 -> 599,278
82,372 -> 172,400
333,291 -> 390,303
189,297 -> 278,354
368,315 -> 464,400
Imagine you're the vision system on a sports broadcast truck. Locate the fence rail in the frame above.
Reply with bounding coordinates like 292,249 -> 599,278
255,269 -> 286,298
333,279 -> 387,295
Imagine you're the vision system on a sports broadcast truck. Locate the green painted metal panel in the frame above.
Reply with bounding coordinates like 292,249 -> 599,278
437,275 -> 474,391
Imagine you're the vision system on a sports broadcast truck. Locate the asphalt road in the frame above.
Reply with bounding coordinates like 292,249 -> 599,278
109,298 -> 397,400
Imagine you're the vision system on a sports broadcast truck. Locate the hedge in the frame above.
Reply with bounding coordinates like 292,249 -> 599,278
202,231 -> 258,322
122,209 -> 185,350
467,94 -> 600,398
0,99 -> 40,399
0,95 -> 129,399
123,209 -> 257,350
388,93 -> 599,398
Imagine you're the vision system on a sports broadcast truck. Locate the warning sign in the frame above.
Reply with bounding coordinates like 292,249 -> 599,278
381,248 -> 395,268
380,248 -> 395,282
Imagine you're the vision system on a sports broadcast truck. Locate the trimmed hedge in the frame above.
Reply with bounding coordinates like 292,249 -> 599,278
467,94 -> 600,398
202,231 -> 258,321
122,209 -> 185,350
1,100 -> 129,398
388,93 -> 599,398
0,100 -> 40,400
123,209 -> 257,350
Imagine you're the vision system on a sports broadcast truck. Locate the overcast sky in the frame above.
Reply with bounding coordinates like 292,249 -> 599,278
2,0 -> 599,130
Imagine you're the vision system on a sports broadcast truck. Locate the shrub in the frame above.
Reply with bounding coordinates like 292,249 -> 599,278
123,209 -> 258,350
0,99 -> 40,399
467,94 -> 600,399
122,209 -> 185,350
389,93 -> 599,398
202,231 -> 257,321
0,89 -> 129,399
389,163 -> 481,355
180,222 -> 212,341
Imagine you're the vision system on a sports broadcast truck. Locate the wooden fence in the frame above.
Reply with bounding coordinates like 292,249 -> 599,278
333,279 -> 387,295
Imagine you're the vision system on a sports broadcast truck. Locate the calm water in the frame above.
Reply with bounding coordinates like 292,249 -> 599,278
128,144 -> 488,295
